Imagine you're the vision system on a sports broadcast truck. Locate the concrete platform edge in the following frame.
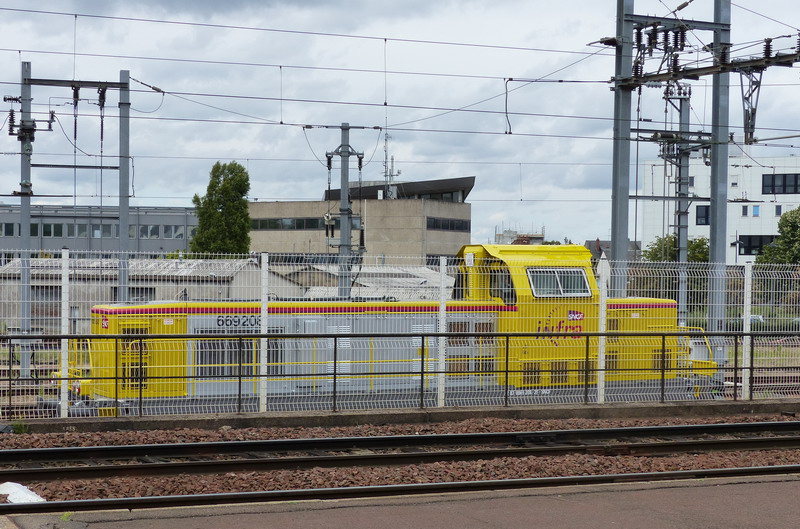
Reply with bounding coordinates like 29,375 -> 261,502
8,399 -> 800,434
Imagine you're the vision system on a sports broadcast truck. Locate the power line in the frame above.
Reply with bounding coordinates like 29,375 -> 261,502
0,47 -> 608,83
731,2 -> 800,32
25,103 -> 800,138
0,7 -> 609,56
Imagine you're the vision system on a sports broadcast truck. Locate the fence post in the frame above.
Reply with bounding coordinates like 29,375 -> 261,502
584,335 -> 590,404
748,334 -> 755,401
259,253 -> 269,412
137,337 -> 143,417
237,336 -> 243,413
332,336 -> 338,412
504,336 -> 510,407
660,335 -> 666,402
597,257 -> 609,404
741,262 -> 752,400
59,249 -> 69,418
732,338 -> 739,401
436,256 -> 446,407
5,338 -> 11,419
420,334 -> 426,409
114,338 -> 119,417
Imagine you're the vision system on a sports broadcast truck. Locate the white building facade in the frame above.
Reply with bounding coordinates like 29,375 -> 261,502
638,154 -> 800,264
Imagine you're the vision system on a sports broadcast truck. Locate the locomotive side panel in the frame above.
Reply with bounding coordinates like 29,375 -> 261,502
65,243 -> 718,415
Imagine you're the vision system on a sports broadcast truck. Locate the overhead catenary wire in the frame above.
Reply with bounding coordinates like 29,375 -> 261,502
5,4 -> 800,212
0,47 -> 610,84
0,7 -> 615,56
731,2 -> 800,32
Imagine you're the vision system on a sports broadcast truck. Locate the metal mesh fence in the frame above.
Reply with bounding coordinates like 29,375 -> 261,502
0,249 -> 798,419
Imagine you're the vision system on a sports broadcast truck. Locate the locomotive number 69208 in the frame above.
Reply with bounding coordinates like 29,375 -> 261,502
215,315 -> 261,327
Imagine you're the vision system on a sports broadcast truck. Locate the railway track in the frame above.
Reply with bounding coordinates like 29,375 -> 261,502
3,421 -> 800,482
3,420 -> 800,514
4,464 -> 800,515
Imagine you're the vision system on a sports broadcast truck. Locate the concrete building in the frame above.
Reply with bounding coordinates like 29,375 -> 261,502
493,229 -> 545,245
638,154 -> 800,264
0,176 -> 473,262
0,204 -> 197,258
249,177 -> 474,261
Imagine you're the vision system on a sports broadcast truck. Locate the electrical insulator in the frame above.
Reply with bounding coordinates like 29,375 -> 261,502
326,154 -> 333,171
671,54 -> 679,73
633,60 -> 643,78
647,26 -> 657,55
635,28 -> 643,50
8,109 -> 14,135
679,29 -> 687,51
663,28 -> 671,49
357,153 -> 364,171
719,46 -> 729,65
764,38 -> 773,59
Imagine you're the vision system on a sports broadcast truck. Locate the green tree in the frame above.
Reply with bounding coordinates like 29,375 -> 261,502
190,161 -> 251,254
641,234 -> 709,262
756,207 -> 800,263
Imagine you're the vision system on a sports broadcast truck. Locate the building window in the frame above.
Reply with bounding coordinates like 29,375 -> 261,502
164,225 -> 185,239
776,205 -> 783,216
696,205 -> 709,225
67,223 -> 88,238
752,205 -> 760,217
738,235 -> 776,255
1,223 -> 14,237
29,224 -> 39,237
111,286 -> 157,302
31,285 -> 61,301
251,218 -> 330,230
139,225 -> 160,239
42,223 -> 63,237
425,217 -> 470,232
92,224 -> 115,238
741,205 -> 748,217
763,173 -> 800,194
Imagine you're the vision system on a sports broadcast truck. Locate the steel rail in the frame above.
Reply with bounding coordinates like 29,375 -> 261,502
4,420 -> 800,464
2,464 -> 800,515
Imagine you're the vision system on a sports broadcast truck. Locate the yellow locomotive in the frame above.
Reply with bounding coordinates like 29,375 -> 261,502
64,244 -> 717,415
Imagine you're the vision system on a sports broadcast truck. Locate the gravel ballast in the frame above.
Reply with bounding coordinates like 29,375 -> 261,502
5,413 -> 800,501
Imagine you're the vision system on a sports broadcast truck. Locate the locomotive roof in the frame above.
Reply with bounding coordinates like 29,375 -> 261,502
458,244 -> 592,265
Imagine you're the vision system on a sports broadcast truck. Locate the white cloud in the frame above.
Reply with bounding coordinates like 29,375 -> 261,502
1,0 -> 798,248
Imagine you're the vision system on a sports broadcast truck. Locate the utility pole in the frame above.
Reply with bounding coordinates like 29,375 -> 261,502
707,1 -> 731,368
326,123 -> 364,298
676,90 -> 691,327
607,0 -> 800,376
609,0 -> 800,267
18,62 -> 33,379
119,70 -> 131,302
609,0 -> 635,296
6,63 -> 131,376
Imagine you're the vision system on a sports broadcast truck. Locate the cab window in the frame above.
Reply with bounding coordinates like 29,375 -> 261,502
527,268 -> 590,298
490,267 -> 516,305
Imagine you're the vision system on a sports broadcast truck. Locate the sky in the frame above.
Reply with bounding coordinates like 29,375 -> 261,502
1,1 -> 799,248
